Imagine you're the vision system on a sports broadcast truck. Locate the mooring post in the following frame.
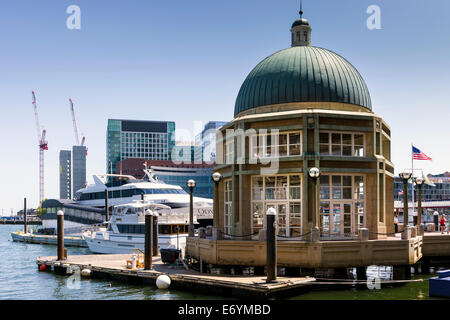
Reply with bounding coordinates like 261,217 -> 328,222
104,189 -> 109,222
266,207 -> 277,283
23,197 -> 27,234
57,210 -> 65,261
153,213 -> 158,256
144,212 -> 153,270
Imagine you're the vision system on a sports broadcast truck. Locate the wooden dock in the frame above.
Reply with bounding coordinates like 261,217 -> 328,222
12,231 -> 87,247
36,254 -> 316,299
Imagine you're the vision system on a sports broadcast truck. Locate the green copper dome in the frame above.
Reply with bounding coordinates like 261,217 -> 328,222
234,46 -> 372,117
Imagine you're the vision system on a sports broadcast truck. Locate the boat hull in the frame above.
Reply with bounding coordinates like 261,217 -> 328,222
83,232 -> 187,254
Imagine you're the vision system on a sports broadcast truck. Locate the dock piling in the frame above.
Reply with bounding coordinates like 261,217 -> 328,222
23,197 -> 27,234
266,208 -> 277,283
57,210 -> 65,261
144,212 -> 153,270
153,214 -> 158,256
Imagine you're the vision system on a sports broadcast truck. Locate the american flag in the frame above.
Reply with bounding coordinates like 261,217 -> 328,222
398,190 -> 404,195
412,146 -> 432,161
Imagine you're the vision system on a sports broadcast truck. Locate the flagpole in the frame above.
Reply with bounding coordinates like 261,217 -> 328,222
411,143 -> 415,221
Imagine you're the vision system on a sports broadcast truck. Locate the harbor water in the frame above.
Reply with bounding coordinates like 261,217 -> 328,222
0,225 -> 446,300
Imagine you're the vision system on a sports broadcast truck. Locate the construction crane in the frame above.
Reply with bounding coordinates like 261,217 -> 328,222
69,98 -> 80,146
31,91 -> 48,204
69,98 -> 87,155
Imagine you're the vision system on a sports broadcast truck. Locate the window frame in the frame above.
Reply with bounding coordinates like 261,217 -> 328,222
224,179 -> 233,235
318,174 -> 366,240
249,131 -> 302,161
319,131 -> 366,157
250,174 -> 302,238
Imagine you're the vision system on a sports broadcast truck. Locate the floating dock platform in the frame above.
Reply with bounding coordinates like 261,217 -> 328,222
36,254 -> 316,299
429,270 -> 450,299
11,231 -> 87,248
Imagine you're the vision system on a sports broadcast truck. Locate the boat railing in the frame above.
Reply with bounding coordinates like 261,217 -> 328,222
65,223 -> 105,235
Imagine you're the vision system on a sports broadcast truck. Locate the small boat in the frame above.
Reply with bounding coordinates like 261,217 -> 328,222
82,201 -> 196,254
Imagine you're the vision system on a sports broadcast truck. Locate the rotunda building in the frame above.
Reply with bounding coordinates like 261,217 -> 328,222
213,11 -> 394,242
186,10 -> 421,271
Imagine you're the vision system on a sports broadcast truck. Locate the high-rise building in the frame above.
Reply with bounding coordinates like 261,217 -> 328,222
72,145 -> 87,194
59,150 -> 72,199
106,119 -> 175,174
195,121 -> 228,163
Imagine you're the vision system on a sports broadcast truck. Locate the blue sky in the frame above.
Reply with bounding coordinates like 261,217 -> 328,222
1,0 -> 449,213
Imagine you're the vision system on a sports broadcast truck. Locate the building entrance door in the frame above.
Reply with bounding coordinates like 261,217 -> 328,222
320,202 -> 354,240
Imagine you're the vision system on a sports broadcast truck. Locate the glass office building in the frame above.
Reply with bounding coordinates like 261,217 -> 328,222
107,119 -> 175,174
195,121 -> 228,163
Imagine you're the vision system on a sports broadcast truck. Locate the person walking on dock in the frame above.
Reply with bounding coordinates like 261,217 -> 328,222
439,215 -> 447,234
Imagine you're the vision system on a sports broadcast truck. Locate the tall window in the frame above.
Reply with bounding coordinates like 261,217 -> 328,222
225,139 -> 234,164
319,132 -> 365,157
319,175 -> 365,239
250,131 -> 301,160
251,174 -> 301,237
224,180 -> 233,235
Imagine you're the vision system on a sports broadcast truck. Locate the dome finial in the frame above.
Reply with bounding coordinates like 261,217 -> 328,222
291,1 -> 311,47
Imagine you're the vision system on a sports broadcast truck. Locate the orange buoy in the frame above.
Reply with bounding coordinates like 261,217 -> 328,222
39,264 -> 47,271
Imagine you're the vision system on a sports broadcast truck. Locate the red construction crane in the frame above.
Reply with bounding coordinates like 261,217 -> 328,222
32,91 -> 48,204
69,98 -> 88,155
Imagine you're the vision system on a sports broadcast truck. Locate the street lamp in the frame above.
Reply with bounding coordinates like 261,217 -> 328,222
399,172 -> 412,238
187,179 -> 196,237
309,167 -> 321,241
211,172 -> 222,239
309,167 -> 320,180
212,172 -> 222,184
415,177 -> 424,233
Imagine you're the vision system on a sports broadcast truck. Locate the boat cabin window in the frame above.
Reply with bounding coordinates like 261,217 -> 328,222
142,189 -> 188,195
77,188 -> 187,201
125,207 -> 137,215
114,207 -> 124,215
117,224 -> 145,234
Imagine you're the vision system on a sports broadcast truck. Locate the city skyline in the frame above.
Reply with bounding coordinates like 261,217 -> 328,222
1,0 -> 450,212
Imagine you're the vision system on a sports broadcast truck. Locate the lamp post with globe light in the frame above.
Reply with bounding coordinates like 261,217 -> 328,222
309,167 -> 321,241
187,179 -> 196,237
399,172 -> 412,238
415,177 -> 424,235
211,173 -> 222,239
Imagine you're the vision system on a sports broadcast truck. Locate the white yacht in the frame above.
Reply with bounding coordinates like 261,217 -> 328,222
74,169 -> 213,226
83,202 -> 195,254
